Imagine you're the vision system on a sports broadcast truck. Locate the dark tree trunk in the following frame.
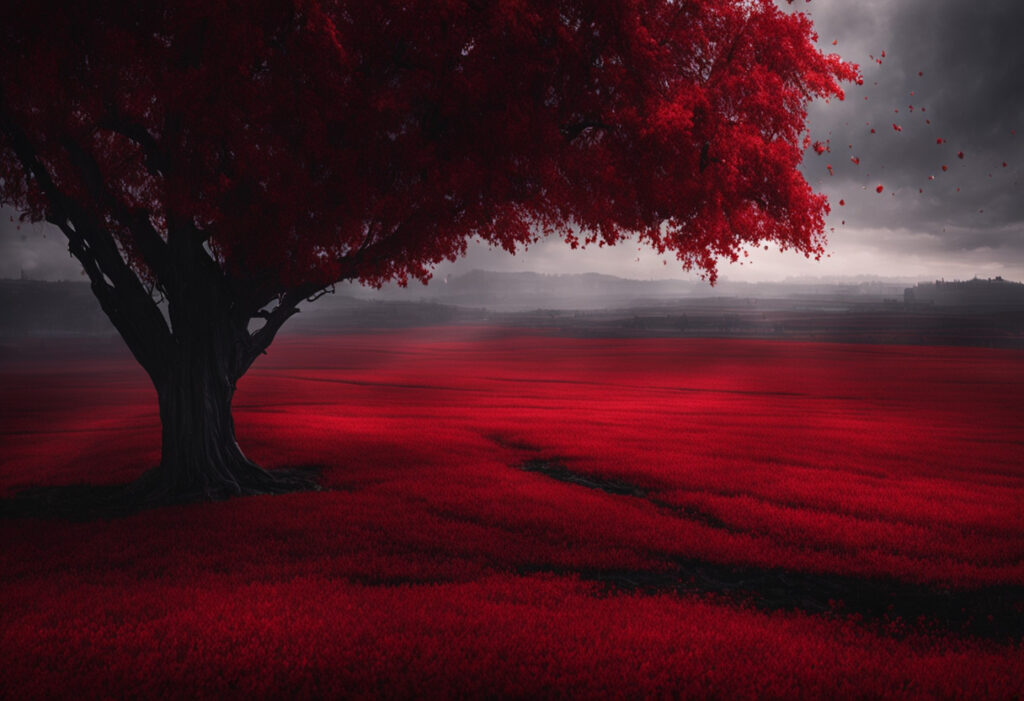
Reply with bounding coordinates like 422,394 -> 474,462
127,243 -> 317,503
130,325 -> 317,502
148,339 -> 259,498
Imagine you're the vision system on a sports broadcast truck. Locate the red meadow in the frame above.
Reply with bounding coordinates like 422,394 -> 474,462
2,329 -> 1021,697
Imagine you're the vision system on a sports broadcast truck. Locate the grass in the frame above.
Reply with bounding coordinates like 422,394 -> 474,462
2,327 -> 1021,697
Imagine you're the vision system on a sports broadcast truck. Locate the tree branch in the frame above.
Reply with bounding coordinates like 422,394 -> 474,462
59,136 -> 171,285
239,292 -> 302,375
0,99 -> 172,383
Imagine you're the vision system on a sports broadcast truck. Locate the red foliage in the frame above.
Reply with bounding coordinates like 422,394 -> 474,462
1,332 -> 1021,695
0,0 -> 858,288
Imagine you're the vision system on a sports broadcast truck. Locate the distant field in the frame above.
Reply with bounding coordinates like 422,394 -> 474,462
2,329 -> 1022,697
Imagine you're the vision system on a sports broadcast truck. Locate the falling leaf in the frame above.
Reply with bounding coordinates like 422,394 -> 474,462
876,185 -> 884,193
892,124 -> 902,132
838,199 -> 845,206
957,151 -> 964,159
941,165 -> 948,172
850,156 -> 860,165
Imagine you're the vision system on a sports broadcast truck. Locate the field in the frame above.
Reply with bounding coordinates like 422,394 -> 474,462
1,328 -> 1022,698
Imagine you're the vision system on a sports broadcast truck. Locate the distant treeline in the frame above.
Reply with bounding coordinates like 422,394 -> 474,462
905,277 -> 1024,307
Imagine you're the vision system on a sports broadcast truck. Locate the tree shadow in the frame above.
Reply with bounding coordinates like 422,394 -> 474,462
0,465 -> 325,521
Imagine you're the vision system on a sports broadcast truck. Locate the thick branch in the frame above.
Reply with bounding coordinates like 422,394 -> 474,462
0,101 -> 172,382
60,136 -> 171,284
240,293 -> 302,375
238,232 -> 397,373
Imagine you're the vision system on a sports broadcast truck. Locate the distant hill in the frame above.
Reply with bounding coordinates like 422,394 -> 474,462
905,277 -> 1024,307
2,274 -> 1022,349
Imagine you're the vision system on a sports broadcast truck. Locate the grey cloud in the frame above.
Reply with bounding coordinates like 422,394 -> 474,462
801,0 -> 1024,247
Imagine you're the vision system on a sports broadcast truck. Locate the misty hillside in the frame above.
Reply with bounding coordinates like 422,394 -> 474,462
338,269 -> 916,310
2,273 -> 1024,348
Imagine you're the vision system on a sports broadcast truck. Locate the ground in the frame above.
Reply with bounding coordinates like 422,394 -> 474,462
1,328 -> 1021,697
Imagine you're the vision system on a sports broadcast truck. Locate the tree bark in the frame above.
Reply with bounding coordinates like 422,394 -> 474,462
128,255 -> 316,502
147,338 -> 257,498
129,326 -> 317,501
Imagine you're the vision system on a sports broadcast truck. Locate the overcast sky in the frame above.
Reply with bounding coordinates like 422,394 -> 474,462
2,0 -> 1022,284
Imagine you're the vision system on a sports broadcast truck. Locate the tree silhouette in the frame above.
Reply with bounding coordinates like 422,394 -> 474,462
0,0 -> 857,499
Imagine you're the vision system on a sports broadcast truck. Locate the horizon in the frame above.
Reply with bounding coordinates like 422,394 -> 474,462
6,266 -> 1020,288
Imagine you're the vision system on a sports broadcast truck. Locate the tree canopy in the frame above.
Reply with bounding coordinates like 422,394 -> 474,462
2,0 -> 857,291
0,0 -> 858,498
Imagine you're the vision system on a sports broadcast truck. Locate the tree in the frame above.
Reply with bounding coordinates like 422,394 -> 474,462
0,0 -> 857,500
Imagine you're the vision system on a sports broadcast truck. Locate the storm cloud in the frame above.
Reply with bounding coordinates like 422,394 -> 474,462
802,0 -> 1024,243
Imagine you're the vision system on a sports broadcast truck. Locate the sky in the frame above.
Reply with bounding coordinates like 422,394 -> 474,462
2,0 -> 1022,284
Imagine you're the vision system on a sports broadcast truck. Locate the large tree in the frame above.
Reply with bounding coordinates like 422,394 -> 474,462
0,0 -> 857,500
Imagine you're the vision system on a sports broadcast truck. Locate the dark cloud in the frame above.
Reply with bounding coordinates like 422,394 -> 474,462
802,0 -> 1024,250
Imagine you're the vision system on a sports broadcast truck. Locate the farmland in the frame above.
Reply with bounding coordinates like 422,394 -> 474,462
2,329 -> 1022,697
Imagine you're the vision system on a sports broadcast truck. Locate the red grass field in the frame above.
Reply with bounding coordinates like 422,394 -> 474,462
2,328 -> 1022,698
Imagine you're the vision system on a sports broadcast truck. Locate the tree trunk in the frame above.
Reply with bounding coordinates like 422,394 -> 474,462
148,348 -> 259,499
130,296 -> 316,502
